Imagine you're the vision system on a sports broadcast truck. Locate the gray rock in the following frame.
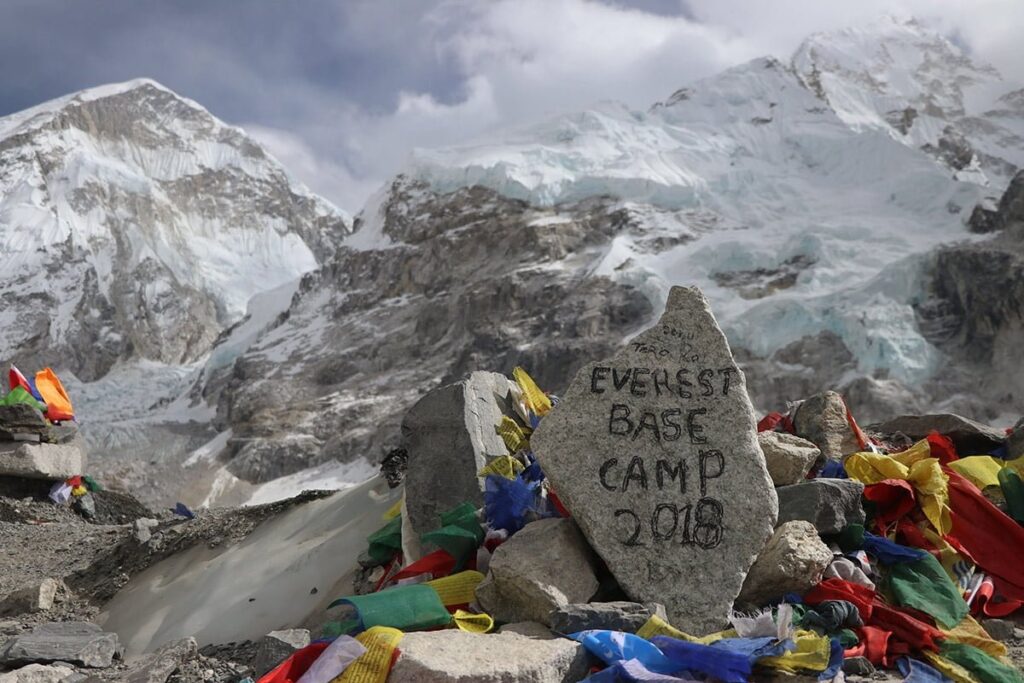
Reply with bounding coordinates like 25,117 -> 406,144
842,656 -> 875,676
122,638 -> 197,683
1008,417 -> 1024,459
401,371 -> 516,533
476,518 -> 598,626
0,442 -> 85,480
0,663 -> 81,683
531,286 -> 777,635
549,601 -> 666,634
981,618 -> 1015,642
793,391 -> 860,461
776,479 -> 865,535
0,579 -> 59,617
876,414 -> 1005,454
71,495 -> 95,521
0,622 -> 121,668
0,404 -> 48,436
251,629 -> 310,677
736,521 -> 832,609
133,518 -> 159,544
388,621 -> 589,682
758,432 -> 820,486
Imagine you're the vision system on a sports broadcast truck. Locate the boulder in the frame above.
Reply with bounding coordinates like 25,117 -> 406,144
531,286 -> 777,634
476,518 -> 598,626
876,414 -> 1005,454
549,602 -> 666,635
401,371 -> 517,533
122,638 -> 197,683
775,479 -> 865,535
388,621 -> 589,682
736,521 -> 832,609
758,432 -> 820,485
793,391 -> 860,461
0,579 -> 59,617
0,664 -> 83,683
251,629 -> 310,677
0,622 -> 120,668
841,656 -> 875,676
0,442 -> 84,480
981,618 -> 1015,642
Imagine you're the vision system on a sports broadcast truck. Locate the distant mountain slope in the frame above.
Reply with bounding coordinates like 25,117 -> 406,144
0,78 -> 350,381
197,18 -> 1024,505
0,79 -> 352,501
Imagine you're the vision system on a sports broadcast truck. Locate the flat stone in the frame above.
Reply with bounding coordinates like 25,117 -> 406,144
401,371 -> 516,533
981,618 -> 1015,642
793,391 -> 860,462
122,638 -> 197,683
758,432 -> 820,486
876,414 -> 1005,454
776,479 -> 865,535
0,404 -> 48,434
549,601 -> 666,634
388,621 -> 589,682
532,286 -> 777,635
841,656 -> 875,676
0,622 -> 120,669
0,579 -> 59,617
251,629 -> 310,677
476,518 -> 598,626
0,442 -> 84,481
736,521 -> 832,609
0,663 -> 81,683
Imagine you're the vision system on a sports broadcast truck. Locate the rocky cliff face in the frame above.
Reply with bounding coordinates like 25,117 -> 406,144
913,170 -> 1024,421
205,178 -> 653,486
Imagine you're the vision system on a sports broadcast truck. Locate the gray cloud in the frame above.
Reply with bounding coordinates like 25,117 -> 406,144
0,0 -> 1020,211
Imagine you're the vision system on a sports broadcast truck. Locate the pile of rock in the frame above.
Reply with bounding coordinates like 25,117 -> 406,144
0,400 -> 84,490
332,286 -> 1024,682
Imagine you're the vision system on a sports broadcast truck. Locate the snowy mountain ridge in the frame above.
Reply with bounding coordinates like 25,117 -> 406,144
0,77 -> 350,379
3,16 -> 1023,507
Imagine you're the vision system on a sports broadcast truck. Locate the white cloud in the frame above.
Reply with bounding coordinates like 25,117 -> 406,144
243,0 -> 1024,214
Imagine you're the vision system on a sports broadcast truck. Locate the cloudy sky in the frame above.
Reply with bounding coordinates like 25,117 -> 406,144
1,0 -> 1021,211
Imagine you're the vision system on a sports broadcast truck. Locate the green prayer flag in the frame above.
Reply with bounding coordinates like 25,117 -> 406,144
888,552 -> 968,629
940,641 -> 1024,683
329,584 -> 451,632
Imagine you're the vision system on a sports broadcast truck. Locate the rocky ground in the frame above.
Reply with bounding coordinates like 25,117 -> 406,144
0,475 -> 336,682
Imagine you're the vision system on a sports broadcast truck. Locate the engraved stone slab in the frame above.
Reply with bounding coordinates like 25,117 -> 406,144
531,286 -> 777,634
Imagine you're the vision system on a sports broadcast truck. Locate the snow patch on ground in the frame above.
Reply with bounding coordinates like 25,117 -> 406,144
246,459 -> 379,506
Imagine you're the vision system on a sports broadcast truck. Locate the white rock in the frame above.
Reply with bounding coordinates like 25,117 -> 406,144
389,622 -> 588,682
758,432 -> 820,486
0,442 -> 84,480
0,663 -> 79,683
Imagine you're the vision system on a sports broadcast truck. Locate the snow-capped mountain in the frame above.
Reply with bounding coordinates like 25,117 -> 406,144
793,16 -> 1024,191
4,17 -> 1022,507
191,16 -> 1024,506
0,79 -> 351,498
